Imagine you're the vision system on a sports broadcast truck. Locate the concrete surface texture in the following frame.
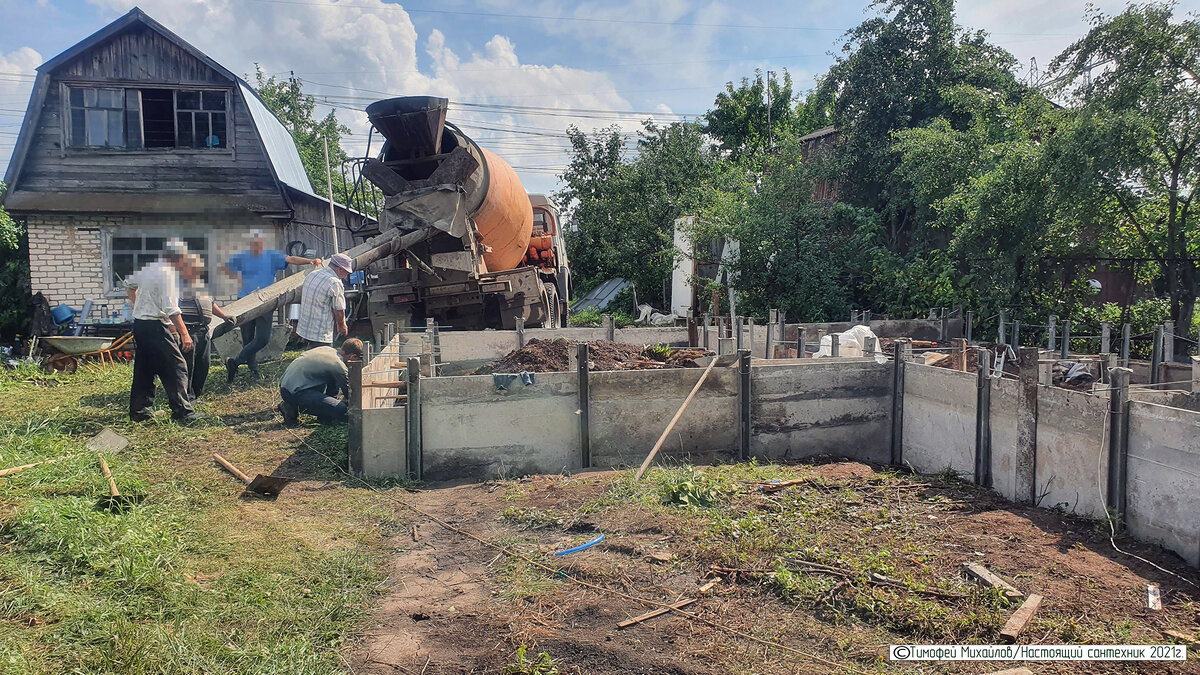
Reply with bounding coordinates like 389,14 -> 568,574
1126,401 -> 1200,566
901,364 -> 977,476
751,360 -> 892,463
1033,386 -> 1109,518
212,323 -> 292,364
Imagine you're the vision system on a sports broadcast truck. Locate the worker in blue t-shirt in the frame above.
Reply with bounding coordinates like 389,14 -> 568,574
222,229 -> 319,382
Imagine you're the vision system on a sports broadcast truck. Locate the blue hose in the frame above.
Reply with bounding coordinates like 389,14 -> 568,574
554,534 -> 604,556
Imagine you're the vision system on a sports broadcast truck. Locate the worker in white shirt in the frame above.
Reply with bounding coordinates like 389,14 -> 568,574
125,239 -> 201,423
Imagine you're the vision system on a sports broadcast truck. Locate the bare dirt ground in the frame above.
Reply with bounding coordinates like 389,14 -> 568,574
346,461 -> 1200,674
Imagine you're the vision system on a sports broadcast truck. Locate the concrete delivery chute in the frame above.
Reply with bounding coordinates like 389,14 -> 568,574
215,96 -> 570,334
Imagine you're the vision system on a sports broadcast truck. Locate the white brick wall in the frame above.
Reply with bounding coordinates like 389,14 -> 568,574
27,213 -> 282,319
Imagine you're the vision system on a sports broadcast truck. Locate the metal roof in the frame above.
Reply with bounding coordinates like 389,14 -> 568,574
238,81 -> 316,197
572,278 -> 631,312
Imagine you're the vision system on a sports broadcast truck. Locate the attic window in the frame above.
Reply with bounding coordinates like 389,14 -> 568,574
68,86 -> 228,150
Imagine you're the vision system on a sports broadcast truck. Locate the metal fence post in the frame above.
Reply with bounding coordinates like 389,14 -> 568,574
797,327 -> 807,359
702,313 -> 711,350
1164,320 -> 1175,363
1101,322 -> 1111,355
1151,326 -> 1163,385
1121,323 -> 1131,368
406,357 -> 422,481
1192,356 -> 1200,393
975,347 -> 992,487
998,310 -> 1006,345
966,311 -> 974,344
748,317 -> 755,358
516,316 -> 526,349
863,335 -> 877,358
603,314 -> 615,342
830,333 -> 840,357
891,339 -> 909,466
1048,315 -> 1057,351
1106,367 -> 1131,524
348,360 -> 364,475
1061,320 -> 1071,359
737,349 -> 751,461
577,343 -> 590,469
1012,320 -> 1021,348
765,321 -> 774,359
735,317 -> 744,351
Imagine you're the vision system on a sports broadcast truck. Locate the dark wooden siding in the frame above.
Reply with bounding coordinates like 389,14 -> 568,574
15,25 -> 279,198
55,23 -> 229,86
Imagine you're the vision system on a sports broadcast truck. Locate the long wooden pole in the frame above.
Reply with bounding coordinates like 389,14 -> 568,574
634,357 -> 719,480
324,134 -> 340,255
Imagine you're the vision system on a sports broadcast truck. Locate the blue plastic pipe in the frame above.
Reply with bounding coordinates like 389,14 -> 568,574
554,534 -> 604,556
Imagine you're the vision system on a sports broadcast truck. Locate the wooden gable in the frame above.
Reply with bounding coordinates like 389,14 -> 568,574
54,22 -> 230,87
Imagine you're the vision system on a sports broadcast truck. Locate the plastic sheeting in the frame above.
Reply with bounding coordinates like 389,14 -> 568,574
814,324 -> 887,363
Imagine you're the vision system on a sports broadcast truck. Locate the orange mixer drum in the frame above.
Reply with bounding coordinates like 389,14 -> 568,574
366,96 -> 534,273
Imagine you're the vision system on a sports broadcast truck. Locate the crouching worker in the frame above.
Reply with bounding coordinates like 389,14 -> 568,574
277,338 -> 363,426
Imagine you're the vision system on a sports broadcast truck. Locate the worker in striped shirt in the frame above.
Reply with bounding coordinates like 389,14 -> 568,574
296,253 -> 352,348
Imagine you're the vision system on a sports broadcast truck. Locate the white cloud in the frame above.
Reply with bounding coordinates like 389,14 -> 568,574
0,47 -> 44,180
65,0 -> 646,192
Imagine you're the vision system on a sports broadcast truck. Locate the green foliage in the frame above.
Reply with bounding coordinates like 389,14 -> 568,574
557,121 -> 725,307
566,306 -> 636,328
502,645 -> 559,675
0,196 -> 30,340
641,343 -> 672,361
702,69 -> 826,161
661,471 -> 719,508
253,67 -> 360,211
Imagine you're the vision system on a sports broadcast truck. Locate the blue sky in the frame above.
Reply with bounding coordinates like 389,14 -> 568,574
0,0 -> 1144,194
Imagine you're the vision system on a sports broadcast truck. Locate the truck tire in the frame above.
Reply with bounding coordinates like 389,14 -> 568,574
546,285 -> 560,329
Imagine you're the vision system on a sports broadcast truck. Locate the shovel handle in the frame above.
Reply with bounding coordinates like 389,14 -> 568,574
97,454 -> 120,497
212,453 -> 252,485
0,453 -> 75,477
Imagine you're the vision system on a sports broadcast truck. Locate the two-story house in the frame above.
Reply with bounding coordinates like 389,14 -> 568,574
1,7 -> 365,318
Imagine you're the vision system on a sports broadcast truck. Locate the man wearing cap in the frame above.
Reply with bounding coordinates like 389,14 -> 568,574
223,229 -> 319,381
296,253 -> 352,348
125,239 -> 200,423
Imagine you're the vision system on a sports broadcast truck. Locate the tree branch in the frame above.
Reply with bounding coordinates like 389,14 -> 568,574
1113,190 -> 1165,264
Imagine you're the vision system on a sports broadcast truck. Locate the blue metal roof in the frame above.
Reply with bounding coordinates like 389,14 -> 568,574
238,81 -> 317,198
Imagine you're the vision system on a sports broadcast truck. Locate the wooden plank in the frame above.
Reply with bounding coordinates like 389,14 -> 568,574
617,580 -> 718,629
1164,629 -> 1197,645
962,562 -> 1023,600
998,594 -> 1043,644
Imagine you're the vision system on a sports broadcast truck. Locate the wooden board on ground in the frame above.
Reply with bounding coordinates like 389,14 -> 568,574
999,594 -> 1043,644
963,562 -> 1024,600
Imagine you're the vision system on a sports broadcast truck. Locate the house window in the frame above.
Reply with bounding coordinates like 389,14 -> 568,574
68,86 -> 228,150
110,234 -> 208,290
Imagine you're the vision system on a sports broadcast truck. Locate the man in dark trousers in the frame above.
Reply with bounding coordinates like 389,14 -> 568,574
277,337 -> 362,426
126,240 -> 201,423
223,229 -> 319,381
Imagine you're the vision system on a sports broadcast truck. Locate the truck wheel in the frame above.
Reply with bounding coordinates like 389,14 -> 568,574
546,285 -> 560,329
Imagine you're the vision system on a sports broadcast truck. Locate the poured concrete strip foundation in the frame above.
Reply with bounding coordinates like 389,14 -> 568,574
353,332 -> 1200,568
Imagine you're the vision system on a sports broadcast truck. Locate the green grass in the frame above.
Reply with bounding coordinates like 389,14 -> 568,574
0,358 -> 393,674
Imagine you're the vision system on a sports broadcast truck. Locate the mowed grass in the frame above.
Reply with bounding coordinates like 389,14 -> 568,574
0,358 -> 394,674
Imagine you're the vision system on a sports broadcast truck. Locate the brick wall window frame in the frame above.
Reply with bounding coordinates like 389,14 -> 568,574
103,229 -> 210,297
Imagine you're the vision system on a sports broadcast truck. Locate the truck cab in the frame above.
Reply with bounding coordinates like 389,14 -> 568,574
526,194 -> 570,328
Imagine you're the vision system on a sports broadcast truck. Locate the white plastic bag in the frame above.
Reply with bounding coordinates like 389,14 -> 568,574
814,325 -> 887,363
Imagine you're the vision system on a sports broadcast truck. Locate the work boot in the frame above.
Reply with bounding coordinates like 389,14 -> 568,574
226,358 -> 239,384
276,401 -> 300,427
174,412 -> 205,425
249,369 -> 262,382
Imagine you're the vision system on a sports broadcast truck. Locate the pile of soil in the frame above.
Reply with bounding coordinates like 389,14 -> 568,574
476,338 -> 713,374
927,344 -> 1019,377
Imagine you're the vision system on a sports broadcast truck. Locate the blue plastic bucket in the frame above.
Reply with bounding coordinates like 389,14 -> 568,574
51,304 -> 79,324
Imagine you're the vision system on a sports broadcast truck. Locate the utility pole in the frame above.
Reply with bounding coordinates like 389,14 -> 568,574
323,134 -> 339,255
765,70 -> 774,152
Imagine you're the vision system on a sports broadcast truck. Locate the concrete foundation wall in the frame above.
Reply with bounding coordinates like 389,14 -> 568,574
1126,402 -> 1200,566
361,407 -> 406,477
419,372 -> 580,481
417,327 -> 692,374
1034,387 -> 1109,518
751,361 -> 892,463
588,367 -> 738,468
902,364 -> 977,476
988,378 -> 1021,502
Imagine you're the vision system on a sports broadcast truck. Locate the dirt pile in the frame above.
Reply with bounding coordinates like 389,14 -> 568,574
476,338 -> 713,374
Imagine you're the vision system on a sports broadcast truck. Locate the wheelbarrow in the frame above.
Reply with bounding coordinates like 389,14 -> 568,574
40,333 -> 133,373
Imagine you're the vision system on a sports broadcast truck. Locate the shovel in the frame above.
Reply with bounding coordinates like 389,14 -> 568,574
212,453 -> 292,496
96,454 -> 141,512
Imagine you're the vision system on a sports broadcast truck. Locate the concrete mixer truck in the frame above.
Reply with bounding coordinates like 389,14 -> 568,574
355,96 -> 571,331
215,96 -> 571,335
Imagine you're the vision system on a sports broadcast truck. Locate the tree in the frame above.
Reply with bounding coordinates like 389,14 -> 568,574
253,67 -> 355,207
1047,3 -> 1200,348
557,121 -> 724,307
0,182 -> 30,340
702,70 -> 825,161
815,0 -> 1027,251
